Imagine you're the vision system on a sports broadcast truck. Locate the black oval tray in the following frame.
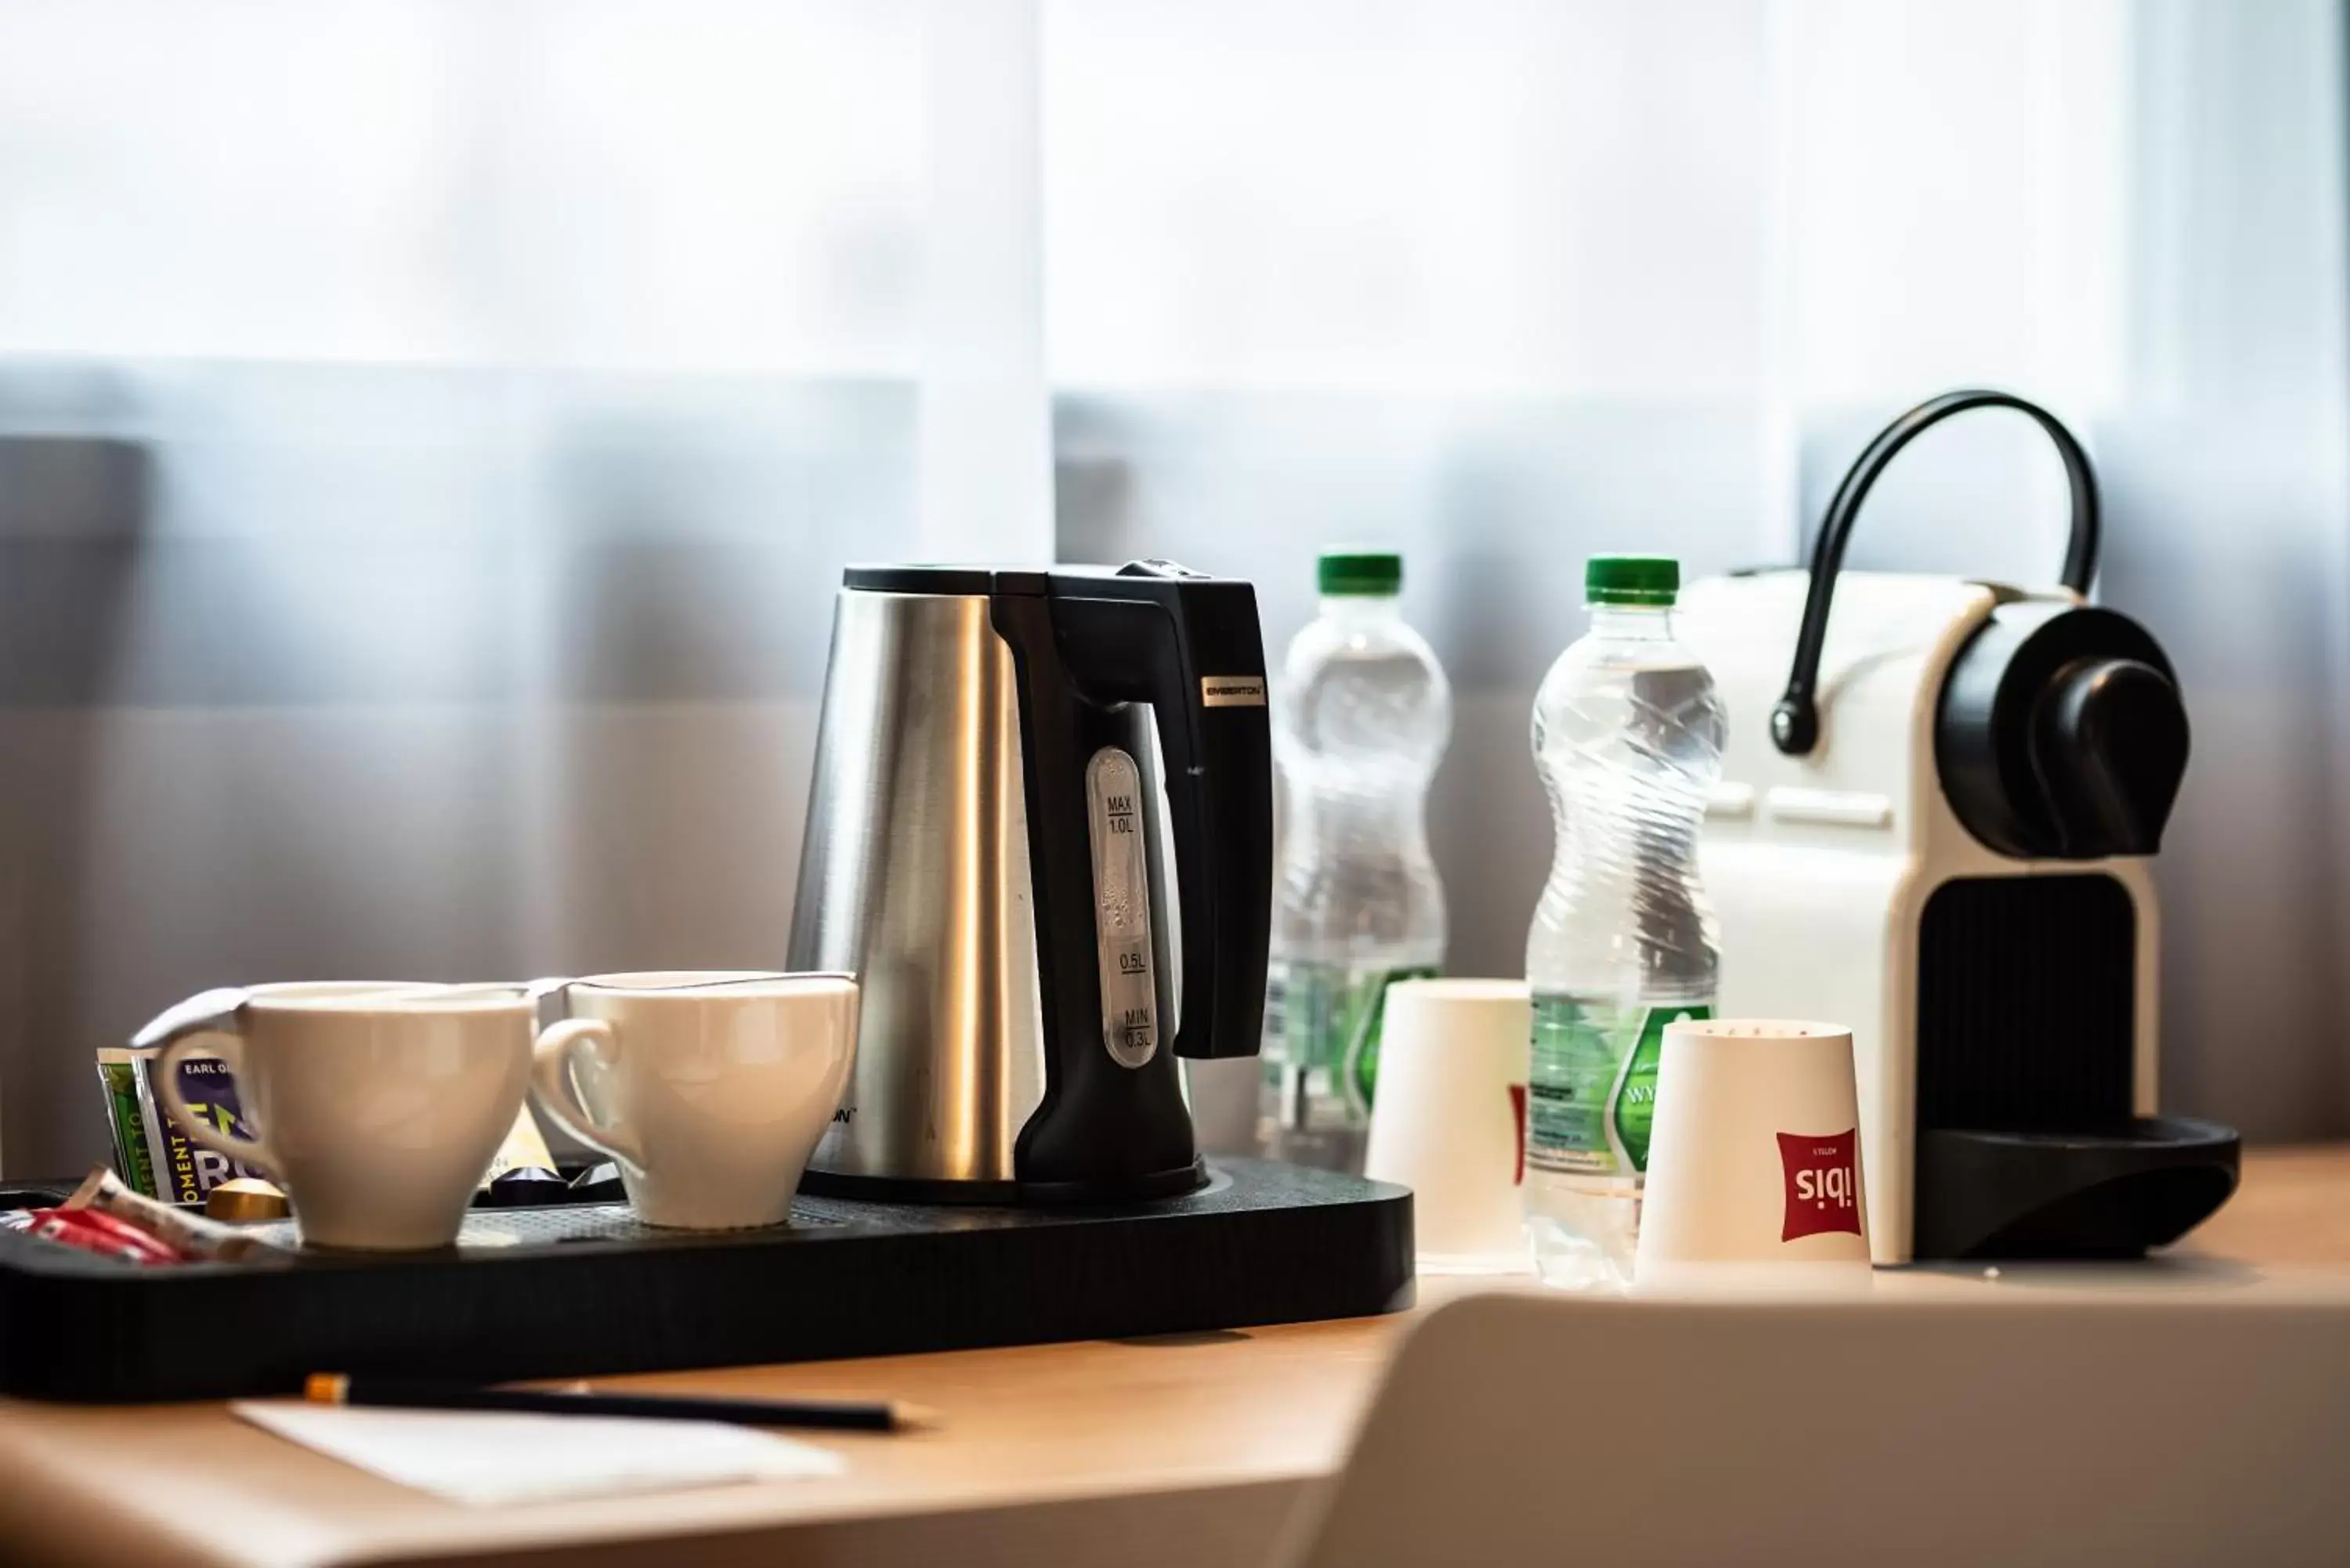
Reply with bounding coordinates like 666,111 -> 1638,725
0,1158 -> 1414,1402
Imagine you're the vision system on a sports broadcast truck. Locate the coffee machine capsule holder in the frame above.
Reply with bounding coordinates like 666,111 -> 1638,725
1676,389 -> 2239,1263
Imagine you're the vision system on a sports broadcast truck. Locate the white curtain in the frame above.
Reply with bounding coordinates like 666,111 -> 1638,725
0,0 -> 2340,1173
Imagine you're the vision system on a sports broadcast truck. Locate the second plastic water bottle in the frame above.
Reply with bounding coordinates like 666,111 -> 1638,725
1524,554 -> 1725,1288
1259,548 -> 1451,1173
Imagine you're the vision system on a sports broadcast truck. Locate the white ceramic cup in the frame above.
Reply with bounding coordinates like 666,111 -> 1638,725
531,971 -> 858,1230
146,981 -> 537,1251
1363,978 -> 1534,1274
1633,1017 -> 1872,1291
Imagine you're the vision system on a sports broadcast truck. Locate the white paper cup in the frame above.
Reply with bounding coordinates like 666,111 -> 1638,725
1363,979 -> 1532,1274
1634,1018 -> 1871,1292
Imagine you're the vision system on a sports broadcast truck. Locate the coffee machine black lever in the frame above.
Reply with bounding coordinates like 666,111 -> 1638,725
1771,388 -> 2101,757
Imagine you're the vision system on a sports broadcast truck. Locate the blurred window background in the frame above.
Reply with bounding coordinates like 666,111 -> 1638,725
0,0 -> 2341,1172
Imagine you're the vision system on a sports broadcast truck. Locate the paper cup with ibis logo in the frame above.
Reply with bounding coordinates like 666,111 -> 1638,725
1363,979 -> 1533,1274
1633,1019 -> 1872,1292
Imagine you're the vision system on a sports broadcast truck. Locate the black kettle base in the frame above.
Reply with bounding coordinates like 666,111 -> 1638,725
799,1157 -> 1209,1207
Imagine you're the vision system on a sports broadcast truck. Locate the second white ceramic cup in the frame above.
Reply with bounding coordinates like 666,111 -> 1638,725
531,971 -> 858,1230
1633,1017 -> 1873,1291
149,981 -> 537,1250
1363,978 -> 1533,1273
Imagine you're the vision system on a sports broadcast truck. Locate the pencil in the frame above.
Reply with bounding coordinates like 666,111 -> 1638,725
304,1372 -> 932,1433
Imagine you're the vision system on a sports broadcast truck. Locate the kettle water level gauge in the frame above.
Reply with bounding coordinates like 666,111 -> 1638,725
1086,746 -> 1159,1069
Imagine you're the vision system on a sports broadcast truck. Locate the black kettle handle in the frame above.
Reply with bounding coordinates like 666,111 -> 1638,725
1047,565 -> 1275,1062
1770,389 -> 2100,756
986,563 -> 1273,1194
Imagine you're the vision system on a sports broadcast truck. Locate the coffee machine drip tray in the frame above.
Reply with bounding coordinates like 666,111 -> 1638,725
1913,1116 -> 2240,1261
0,1158 -> 1412,1404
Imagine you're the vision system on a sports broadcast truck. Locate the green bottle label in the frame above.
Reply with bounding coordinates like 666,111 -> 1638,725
1526,996 -> 1712,1177
1262,961 -> 1437,1125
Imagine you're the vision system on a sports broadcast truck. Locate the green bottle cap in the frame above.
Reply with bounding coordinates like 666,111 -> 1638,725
1318,548 -> 1403,597
1585,554 -> 1679,607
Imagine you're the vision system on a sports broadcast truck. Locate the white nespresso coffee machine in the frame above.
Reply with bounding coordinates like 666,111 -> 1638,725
1676,390 -> 2237,1263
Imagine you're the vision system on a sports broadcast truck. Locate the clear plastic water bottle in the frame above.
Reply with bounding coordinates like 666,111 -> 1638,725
1260,547 -> 1452,1173
1524,554 -> 1725,1288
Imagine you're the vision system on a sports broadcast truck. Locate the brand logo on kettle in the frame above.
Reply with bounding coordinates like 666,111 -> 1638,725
1200,675 -> 1267,708
1777,1128 -> 1860,1241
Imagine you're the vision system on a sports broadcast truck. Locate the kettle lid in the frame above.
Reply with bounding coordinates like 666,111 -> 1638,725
844,564 -> 1051,596
844,560 -> 1231,597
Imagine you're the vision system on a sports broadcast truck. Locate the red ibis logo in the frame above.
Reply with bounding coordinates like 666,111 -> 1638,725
1777,1129 -> 1860,1242
1509,1084 -> 1527,1186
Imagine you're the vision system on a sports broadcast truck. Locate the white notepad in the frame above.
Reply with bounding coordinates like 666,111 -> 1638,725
232,1400 -> 846,1507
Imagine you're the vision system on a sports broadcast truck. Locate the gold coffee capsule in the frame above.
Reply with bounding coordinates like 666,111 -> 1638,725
205,1176 -> 290,1223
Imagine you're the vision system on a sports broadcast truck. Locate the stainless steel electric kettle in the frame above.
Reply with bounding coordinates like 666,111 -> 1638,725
787,560 -> 1274,1201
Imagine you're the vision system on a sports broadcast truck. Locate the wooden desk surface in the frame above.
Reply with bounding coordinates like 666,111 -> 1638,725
2,1145 -> 2344,1568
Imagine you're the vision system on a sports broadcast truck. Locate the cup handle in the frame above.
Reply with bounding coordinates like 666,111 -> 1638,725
530,1018 -> 647,1175
153,1030 -> 281,1176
